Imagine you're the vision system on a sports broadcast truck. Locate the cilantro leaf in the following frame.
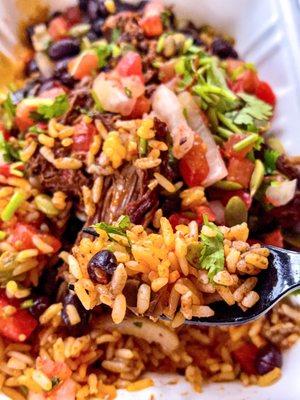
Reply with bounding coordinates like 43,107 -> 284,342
0,133 -> 20,162
231,93 -> 273,126
96,43 -> 112,69
199,215 -> 225,281
31,95 -> 69,121
93,215 -> 131,239
264,149 -> 280,174
1,93 -> 16,129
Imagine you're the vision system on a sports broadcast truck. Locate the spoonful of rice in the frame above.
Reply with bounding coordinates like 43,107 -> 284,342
183,246 -> 300,326
82,218 -> 300,327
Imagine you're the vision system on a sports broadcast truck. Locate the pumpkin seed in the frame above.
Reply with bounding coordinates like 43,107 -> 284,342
34,194 -> 59,217
250,159 -> 265,196
172,33 -> 186,52
69,23 -> 91,37
163,36 -> 176,58
225,196 -> 248,227
213,180 -> 243,190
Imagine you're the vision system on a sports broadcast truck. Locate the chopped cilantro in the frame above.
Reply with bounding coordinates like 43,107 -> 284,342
0,133 -> 20,162
91,90 -> 104,112
124,87 -> 132,98
29,125 -> 47,135
199,215 -> 225,281
93,215 -> 131,239
51,377 -> 61,389
133,321 -> 143,328
96,42 -> 112,69
228,93 -> 273,127
264,149 -> 280,174
31,95 -> 69,121
2,93 -> 16,130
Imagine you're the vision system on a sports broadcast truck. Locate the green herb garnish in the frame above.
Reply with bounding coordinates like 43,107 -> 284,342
31,95 -> 69,121
93,215 -> 131,239
0,132 -> 20,162
124,87 -> 132,98
264,149 -> 280,174
96,42 -> 112,68
2,93 -> 16,129
199,215 -> 225,281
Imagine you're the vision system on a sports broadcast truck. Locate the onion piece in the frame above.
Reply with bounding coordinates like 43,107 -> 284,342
92,74 -> 136,116
178,91 -> 228,186
96,316 -> 179,353
266,179 -> 297,207
35,52 -> 54,78
152,85 -> 195,159
209,200 -> 225,225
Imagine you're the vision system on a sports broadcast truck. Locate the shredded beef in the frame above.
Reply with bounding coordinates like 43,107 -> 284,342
26,152 -> 91,197
89,163 -> 157,226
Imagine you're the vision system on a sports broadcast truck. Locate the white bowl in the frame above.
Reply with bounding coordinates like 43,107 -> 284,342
0,1 -> 299,399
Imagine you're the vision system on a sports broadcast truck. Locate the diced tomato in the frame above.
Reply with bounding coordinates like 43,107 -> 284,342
72,120 -> 96,152
0,121 -> 10,140
255,81 -> 276,106
179,136 -> 209,187
0,290 -> 37,342
195,206 -> 216,223
68,52 -> 98,80
0,164 -> 11,177
15,102 -> 36,131
227,158 -> 255,189
9,223 -> 61,253
128,95 -> 150,119
39,87 -> 66,99
139,15 -> 163,37
9,223 -> 38,250
233,343 -> 259,375
37,357 -> 72,381
223,134 -> 254,160
63,6 -> 82,26
169,213 -> 194,230
209,189 -> 252,210
263,229 -> 284,248
116,52 -> 144,82
48,16 -> 69,41
230,70 -> 259,94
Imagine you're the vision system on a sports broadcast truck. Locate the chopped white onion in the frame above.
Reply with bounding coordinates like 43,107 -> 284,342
177,91 -> 228,187
152,85 -> 195,159
265,179 -> 297,207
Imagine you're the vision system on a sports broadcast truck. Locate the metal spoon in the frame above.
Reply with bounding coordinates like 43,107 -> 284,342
186,246 -> 300,326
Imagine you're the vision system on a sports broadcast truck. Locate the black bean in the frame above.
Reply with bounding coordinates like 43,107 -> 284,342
29,296 -> 50,319
87,250 -> 117,284
78,0 -> 88,11
25,59 -> 39,76
211,38 -> 238,59
92,18 -> 105,36
87,31 -> 99,42
161,196 -> 181,217
35,266 -> 62,300
87,0 -> 100,20
60,72 -> 76,88
96,0 -> 109,17
62,291 -> 90,336
54,58 -> 71,73
115,0 -> 146,12
255,344 -> 282,375
48,39 -> 80,61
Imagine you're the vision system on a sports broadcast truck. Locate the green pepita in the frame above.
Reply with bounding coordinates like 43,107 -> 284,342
213,180 -> 243,190
250,159 -> 265,197
69,23 -> 91,37
225,196 -> 248,227
163,36 -> 176,58
34,194 -> 59,217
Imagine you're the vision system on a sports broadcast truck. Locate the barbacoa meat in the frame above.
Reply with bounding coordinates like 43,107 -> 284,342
26,152 -> 91,198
